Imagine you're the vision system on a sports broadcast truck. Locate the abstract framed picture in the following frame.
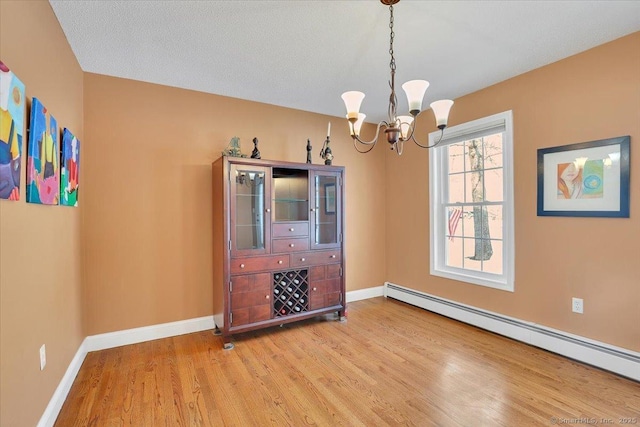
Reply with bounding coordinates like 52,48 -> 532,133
27,97 -> 59,205
60,128 -> 79,207
537,136 -> 630,217
0,60 -> 26,201
324,183 -> 336,214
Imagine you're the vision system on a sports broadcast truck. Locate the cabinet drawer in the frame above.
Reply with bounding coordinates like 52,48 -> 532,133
272,238 -> 309,253
273,222 -> 309,238
290,250 -> 342,267
231,255 -> 290,274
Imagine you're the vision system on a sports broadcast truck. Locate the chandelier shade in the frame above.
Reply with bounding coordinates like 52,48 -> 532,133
397,115 -> 414,139
341,91 -> 366,120
347,113 -> 367,137
402,80 -> 429,115
341,0 -> 454,155
430,100 -> 454,128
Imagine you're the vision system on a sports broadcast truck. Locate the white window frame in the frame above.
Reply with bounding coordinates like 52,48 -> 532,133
429,110 -> 515,292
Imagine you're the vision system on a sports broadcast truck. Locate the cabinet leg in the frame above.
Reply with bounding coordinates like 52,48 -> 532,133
338,308 -> 347,322
223,335 -> 235,350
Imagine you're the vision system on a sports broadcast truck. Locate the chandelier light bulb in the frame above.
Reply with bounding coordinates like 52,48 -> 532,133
401,80 -> 429,115
341,91 -> 365,120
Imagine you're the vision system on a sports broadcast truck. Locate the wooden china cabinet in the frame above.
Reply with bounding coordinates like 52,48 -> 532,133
212,157 -> 345,349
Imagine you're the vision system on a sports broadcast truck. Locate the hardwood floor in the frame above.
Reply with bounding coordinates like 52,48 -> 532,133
55,297 -> 639,426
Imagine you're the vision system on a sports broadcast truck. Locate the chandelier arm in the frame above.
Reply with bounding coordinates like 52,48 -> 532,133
410,127 -> 446,149
353,139 -> 377,154
351,120 -> 388,146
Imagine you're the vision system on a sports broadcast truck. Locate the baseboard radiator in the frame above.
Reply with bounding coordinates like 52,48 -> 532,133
384,282 -> 640,382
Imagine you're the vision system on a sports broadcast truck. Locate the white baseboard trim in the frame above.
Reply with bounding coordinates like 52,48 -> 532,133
346,285 -> 384,302
85,315 -> 216,352
37,338 -> 88,427
385,282 -> 640,381
38,315 -> 217,426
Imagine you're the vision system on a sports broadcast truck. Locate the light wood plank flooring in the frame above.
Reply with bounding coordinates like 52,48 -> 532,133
55,297 -> 639,426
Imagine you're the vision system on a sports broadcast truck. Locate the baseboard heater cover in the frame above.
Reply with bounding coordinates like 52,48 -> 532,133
385,282 -> 640,381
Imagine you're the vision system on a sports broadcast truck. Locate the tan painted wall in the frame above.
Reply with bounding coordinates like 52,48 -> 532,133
3,2 -> 636,421
386,32 -> 640,352
0,1 -> 84,426
82,74 -> 387,335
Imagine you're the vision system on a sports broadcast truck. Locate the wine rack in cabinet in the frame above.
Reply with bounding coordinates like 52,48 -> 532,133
273,270 -> 309,317
212,157 -> 346,349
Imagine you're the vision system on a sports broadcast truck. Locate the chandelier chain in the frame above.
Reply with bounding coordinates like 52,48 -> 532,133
389,5 -> 395,72
388,5 -> 398,124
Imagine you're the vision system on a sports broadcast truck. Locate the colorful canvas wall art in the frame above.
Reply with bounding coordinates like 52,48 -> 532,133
60,128 -> 79,206
27,97 -> 59,205
0,61 -> 26,201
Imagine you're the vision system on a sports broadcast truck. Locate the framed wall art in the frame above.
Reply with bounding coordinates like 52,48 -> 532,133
324,183 -> 336,214
537,136 -> 630,217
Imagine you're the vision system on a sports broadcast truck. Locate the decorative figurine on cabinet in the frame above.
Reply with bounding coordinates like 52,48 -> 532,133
251,137 -> 261,159
320,122 -> 333,165
306,139 -> 312,164
320,137 -> 333,165
222,136 -> 247,158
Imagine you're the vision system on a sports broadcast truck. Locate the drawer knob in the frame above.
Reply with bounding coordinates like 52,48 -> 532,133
310,208 -> 315,212
313,287 -> 317,291
301,258 -> 306,262
289,243 -> 295,247
266,208 -> 271,213
330,255 -> 336,259
266,295 -> 270,300
240,263 -> 245,268
289,228 -> 295,231
278,260 -> 283,264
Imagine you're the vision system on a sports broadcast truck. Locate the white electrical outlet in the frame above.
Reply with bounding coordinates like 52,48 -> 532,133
39,344 -> 46,370
572,297 -> 584,314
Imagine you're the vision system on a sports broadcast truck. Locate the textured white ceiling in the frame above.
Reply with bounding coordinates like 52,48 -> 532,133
49,0 -> 640,124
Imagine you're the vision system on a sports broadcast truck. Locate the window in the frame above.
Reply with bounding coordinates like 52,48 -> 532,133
429,111 -> 514,291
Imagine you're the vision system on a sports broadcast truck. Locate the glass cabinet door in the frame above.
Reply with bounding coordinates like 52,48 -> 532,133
230,165 -> 271,256
311,171 -> 342,249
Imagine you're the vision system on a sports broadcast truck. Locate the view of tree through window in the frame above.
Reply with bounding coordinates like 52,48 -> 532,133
430,110 -> 513,291
445,134 -> 503,274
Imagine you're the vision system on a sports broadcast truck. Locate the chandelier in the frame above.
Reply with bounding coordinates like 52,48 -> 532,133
341,0 -> 454,155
